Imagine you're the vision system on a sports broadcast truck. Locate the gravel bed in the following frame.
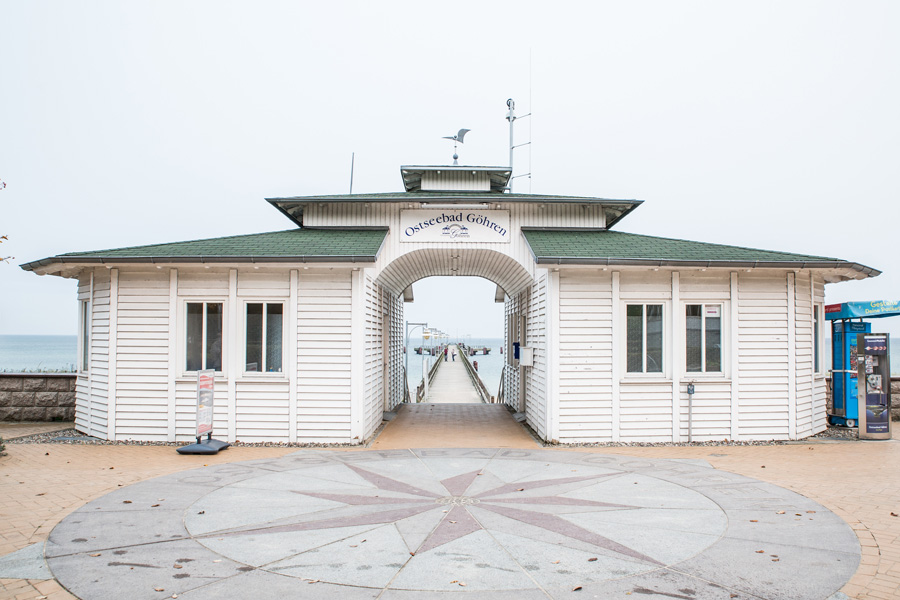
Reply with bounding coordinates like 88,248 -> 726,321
6,424 -> 861,448
4,428 -> 359,448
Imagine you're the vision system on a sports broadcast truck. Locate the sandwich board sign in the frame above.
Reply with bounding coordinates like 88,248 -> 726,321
176,370 -> 230,455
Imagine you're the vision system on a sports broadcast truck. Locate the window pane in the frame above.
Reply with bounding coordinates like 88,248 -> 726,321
266,304 -> 283,372
705,314 -> 721,372
246,304 -> 262,371
206,303 -> 223,371
685,305 -> 702,372
626,305 -> 643,373
646,305 -> 663,373
186,303 -> 203,371
81,301 -> 90,372
813,307 -> 820,372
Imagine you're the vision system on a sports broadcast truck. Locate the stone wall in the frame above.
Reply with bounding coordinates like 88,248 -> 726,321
0,374 -> 76,421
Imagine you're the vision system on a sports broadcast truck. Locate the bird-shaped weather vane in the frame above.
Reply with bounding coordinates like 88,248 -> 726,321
442,128 -> 470,165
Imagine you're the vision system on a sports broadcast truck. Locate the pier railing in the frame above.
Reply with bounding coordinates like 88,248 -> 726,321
414,355 -> 444,402
458,350 -> 493,404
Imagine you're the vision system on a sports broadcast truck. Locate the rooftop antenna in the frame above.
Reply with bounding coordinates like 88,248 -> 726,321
442,128 -> 470,165
349,152 -> 355,194
506,98 -> 531,192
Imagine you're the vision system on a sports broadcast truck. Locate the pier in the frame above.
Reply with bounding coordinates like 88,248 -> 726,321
418,344 -> 486,404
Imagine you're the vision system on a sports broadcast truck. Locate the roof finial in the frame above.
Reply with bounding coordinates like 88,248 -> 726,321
442,128 -> 470,165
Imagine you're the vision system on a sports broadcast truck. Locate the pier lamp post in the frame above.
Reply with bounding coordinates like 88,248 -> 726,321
405,321 -> 427,402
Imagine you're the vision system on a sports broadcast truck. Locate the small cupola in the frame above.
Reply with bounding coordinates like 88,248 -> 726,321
399,165 -> 512,193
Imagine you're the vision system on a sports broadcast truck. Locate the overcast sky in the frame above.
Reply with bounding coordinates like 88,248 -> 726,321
2,1 -> 898,341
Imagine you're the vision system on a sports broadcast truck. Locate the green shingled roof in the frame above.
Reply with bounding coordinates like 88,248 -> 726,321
21,228 -> 388,271
521,229 -> 879,275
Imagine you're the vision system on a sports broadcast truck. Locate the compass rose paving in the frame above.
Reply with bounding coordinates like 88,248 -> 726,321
45,449 -> 859,599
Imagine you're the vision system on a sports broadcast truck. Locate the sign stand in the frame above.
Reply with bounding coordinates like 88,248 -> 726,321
177,370 -> 231,455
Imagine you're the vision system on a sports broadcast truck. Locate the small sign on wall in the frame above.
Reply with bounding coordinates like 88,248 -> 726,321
400,209 -> 510,243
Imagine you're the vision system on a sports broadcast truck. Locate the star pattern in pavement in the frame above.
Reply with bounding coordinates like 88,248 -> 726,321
212,463 -> 662,566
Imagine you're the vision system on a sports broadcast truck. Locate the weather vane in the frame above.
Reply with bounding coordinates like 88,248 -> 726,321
442,128 -> 470,165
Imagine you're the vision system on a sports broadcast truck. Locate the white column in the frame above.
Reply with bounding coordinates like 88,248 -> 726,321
730,272 -> 740,440
671,271 -> 681,442
289,269 -> 299,443
546,269 -> 560,443
227,269 -> 238,441
350,269 -> 365,442
787,271 -> 797,439
108,268 -> 119,440
167,269 -> 178,441
611,271 -> 621,442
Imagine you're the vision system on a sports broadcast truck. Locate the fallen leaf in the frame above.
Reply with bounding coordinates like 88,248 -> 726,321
459,582 -> 467,587
517,488 -> 525,491
776,510 -> 785,514
572,585 -> 583,591
891,512 -> 898,517
771,558 -> 780,562
123,500 -> 132,504
749,520 -> 758,523
154,588 -> 164,592
197,511 -> 205,515
173,564 -> 183,569
755,550 -> 765,554
90,553 -> 101,557
761,465 -> 765,468
151,504 -> 160,508
806,511 -> 816,514
349,545 -> 358,548
587,557 -> 598,562
213,560 -> 222,563
450,580 -> 458,584
109,467 -> 114,470
450,521 -> 457,524
551,560 -> 560,564
36,493 -> 46,496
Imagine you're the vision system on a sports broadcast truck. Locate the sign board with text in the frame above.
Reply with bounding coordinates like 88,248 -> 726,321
196,370 -> 214,438
399,209 -> 510,243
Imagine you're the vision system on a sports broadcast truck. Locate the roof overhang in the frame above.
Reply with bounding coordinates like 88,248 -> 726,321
399,165 -> 512,192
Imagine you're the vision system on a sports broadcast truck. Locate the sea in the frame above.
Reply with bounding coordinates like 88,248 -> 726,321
2,335 -> 898,380
0,335 -> 77,372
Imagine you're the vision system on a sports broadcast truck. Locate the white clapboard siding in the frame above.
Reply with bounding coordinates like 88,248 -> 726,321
112,270 -> 171,440
176,270 -> 230,296
363,275 -> 385,440
525,273 -> 548,440
677,381 -> 732,440
387,292 -> 405,409
811,277 -> 828,433
237,270 -> 290,297
234,380 -> 290,442
503,294 -> 523,413
737,273 -> 790,439
88,271 -> 111,437
175,380 -> 230,440
620,382 -> 673,442
296,270 -> 353,442
558,271 -> 614,442
794,272 -> 814,437
74,275 -> 92,434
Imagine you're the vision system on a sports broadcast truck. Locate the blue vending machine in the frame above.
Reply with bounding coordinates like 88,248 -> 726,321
826,301 -> 900,428
829,321 -> 870,427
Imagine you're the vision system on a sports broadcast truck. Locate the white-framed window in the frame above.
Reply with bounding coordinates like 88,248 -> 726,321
626,303 -> 664,373
813,303 -> 823,374
186,302 -> 223,372
245,302 -> 283,373
685,304 -> 722,373
79,300 -> 90,372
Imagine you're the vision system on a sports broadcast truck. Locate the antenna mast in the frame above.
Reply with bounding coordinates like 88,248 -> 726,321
506,99 -> 531,192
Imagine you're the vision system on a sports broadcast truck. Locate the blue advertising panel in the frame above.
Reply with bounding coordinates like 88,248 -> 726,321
831,321 -> 869,425
857,334 -> 892,440
825,301 -> 900,320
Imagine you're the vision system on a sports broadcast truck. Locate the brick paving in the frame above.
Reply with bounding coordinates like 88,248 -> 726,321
1,418 -> 898,599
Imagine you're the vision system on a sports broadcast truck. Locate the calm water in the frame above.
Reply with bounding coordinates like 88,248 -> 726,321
0,335 -> 77,372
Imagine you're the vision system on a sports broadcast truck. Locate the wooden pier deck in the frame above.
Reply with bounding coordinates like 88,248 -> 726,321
425,344 -> 483,404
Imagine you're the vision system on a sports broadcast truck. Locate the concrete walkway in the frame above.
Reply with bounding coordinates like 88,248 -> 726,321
425,345 -> 482,404
1,420 -> 899,599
